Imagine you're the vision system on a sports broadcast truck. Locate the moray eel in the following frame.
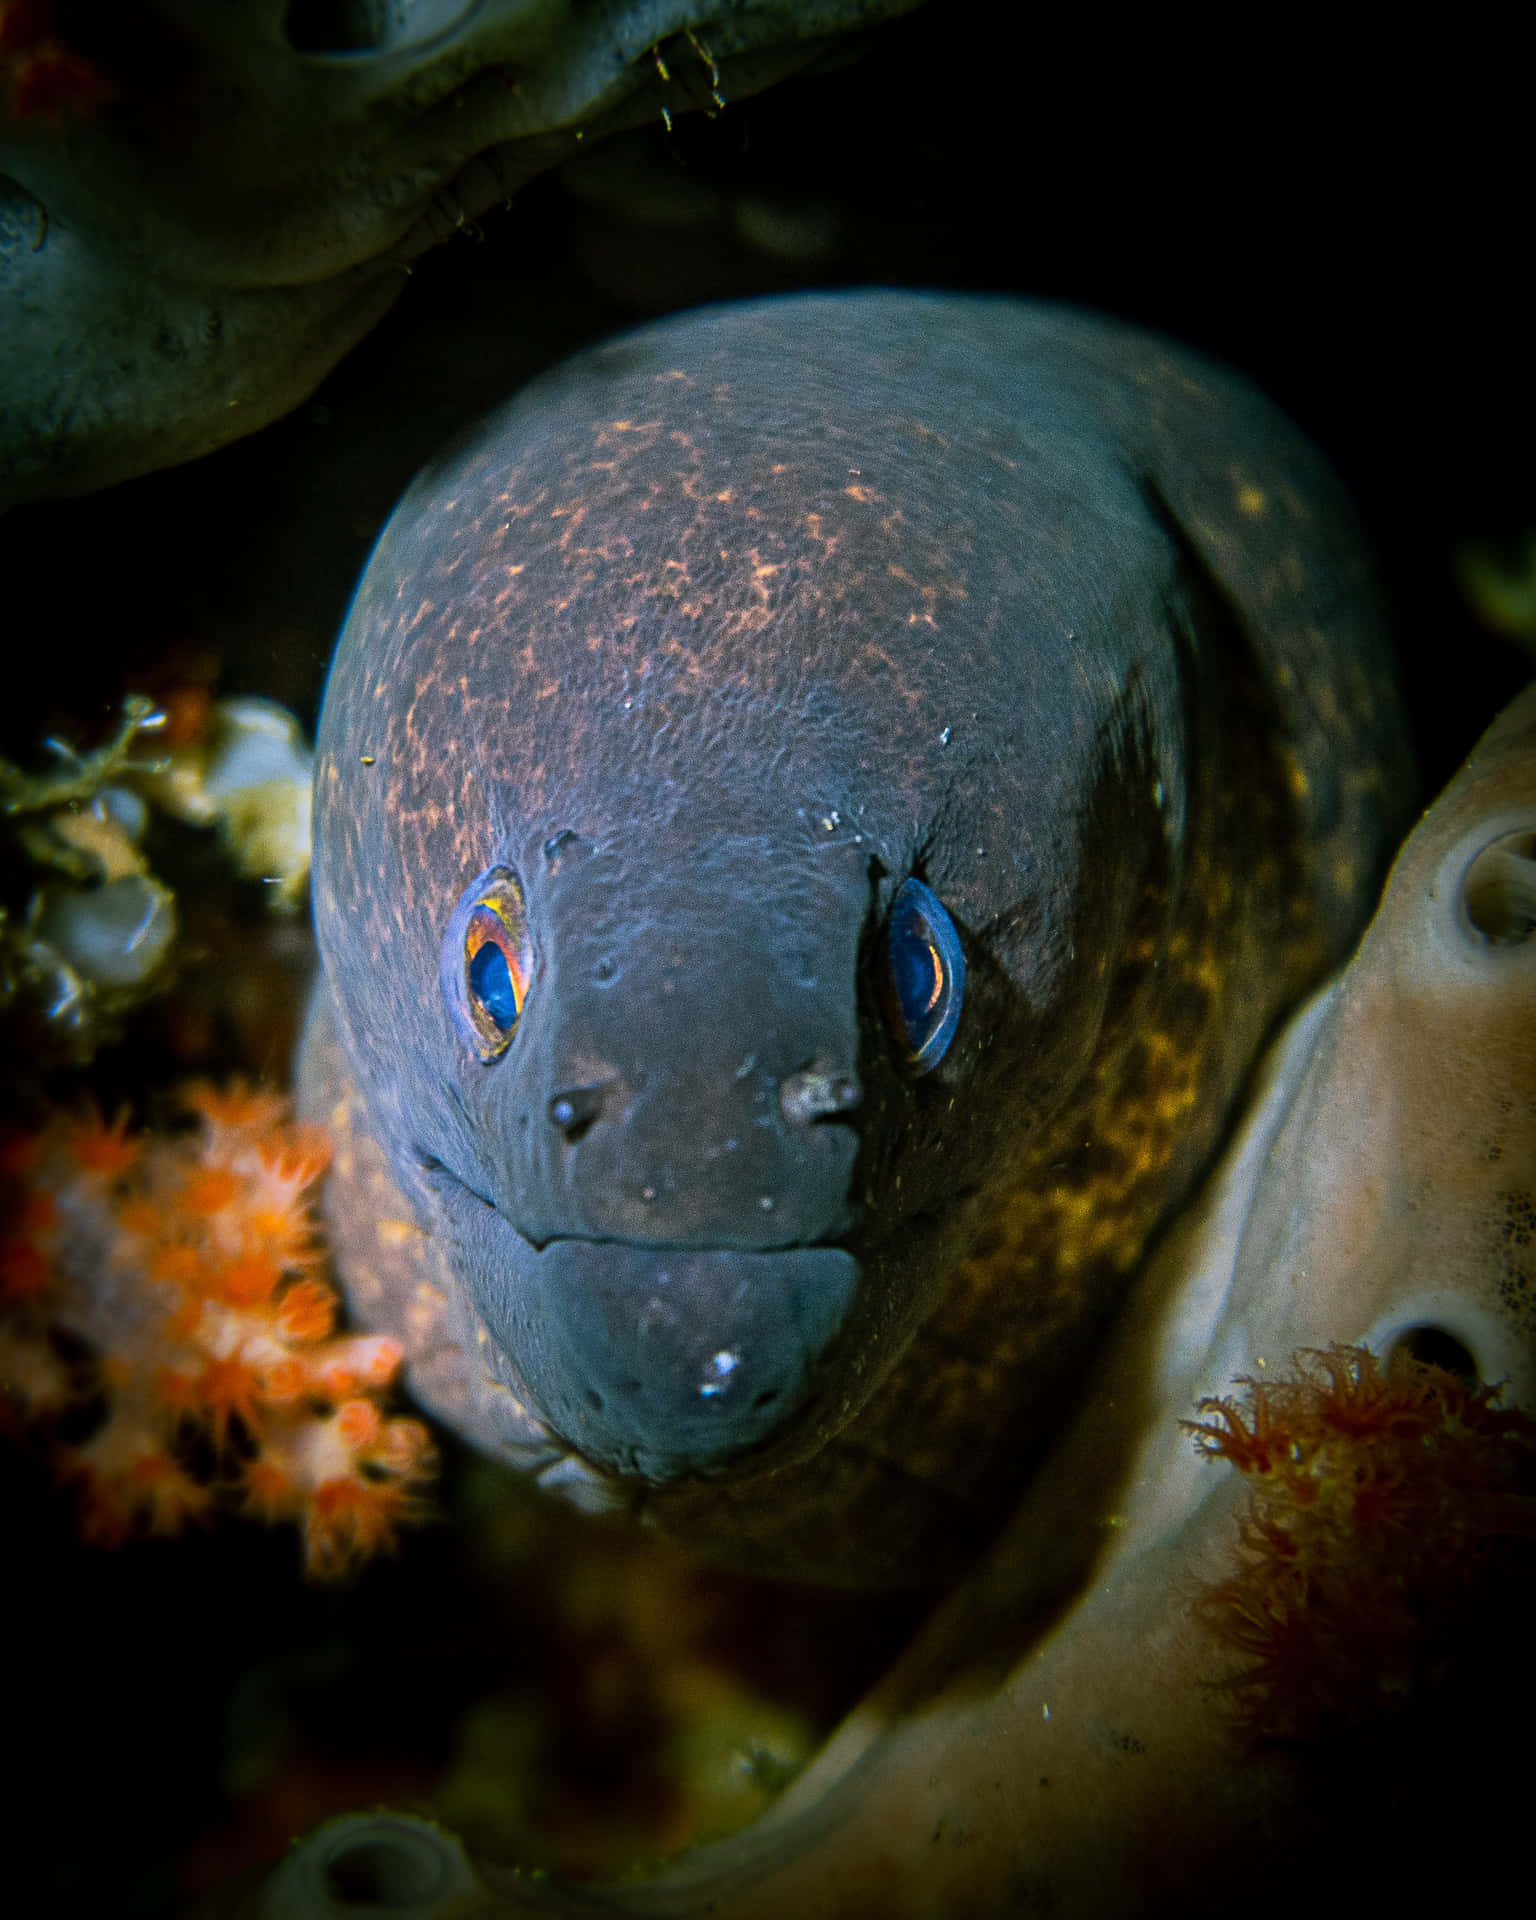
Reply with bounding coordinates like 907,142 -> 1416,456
269,689 -> 1536,1919
299,291 -> 1414,1586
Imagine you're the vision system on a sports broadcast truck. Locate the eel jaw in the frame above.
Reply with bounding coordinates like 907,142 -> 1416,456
427,1162 -> 860,1482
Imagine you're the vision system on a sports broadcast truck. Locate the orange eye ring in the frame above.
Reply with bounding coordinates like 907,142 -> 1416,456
441,867 -> 533,1060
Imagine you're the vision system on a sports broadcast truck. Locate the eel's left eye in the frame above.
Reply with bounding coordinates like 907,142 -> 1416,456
441,865 -> 533,1061
883,877 -> 965,1072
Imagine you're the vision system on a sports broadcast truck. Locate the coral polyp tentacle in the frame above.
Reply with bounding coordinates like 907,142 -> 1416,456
0,1082 -> 436,1573
1188,1344 -> 1536,1740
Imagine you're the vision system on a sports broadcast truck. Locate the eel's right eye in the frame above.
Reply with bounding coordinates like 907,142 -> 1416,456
883,877 -> 965,1072
441,866 -> 533,1061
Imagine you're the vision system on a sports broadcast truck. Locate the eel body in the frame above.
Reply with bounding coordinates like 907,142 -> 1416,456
300,292 -> 1412,1584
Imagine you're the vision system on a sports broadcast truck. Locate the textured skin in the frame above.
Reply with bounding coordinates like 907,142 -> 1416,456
299,292 -> 1413,1584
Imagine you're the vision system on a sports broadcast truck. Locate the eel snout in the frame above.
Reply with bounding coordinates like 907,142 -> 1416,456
431,834 -> 877,1479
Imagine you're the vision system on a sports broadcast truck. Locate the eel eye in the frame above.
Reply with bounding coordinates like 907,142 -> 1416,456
441,865 -> 533,1061
884,877 -> 965,1073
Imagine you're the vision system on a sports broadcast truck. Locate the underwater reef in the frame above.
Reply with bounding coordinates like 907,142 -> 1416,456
2,10 -> 1533,1915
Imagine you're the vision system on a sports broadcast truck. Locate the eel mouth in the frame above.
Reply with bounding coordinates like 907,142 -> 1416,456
426,1161 -> 860,1481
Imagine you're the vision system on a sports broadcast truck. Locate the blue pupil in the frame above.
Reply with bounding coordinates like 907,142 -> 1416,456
887,878 -> 964,1070
891,923 -> 941,1028
469,938 -> 520,1030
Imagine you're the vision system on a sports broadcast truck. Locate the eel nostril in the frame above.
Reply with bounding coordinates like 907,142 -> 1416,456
780,1062 -> 862,1128
548,1084 -> 608,1145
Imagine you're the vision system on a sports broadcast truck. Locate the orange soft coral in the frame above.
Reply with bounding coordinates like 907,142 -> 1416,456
1185,1343 -> 1536,1741
0,1083 -> 434,1575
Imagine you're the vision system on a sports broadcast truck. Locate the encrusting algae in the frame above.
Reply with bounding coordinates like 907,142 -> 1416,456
0,1080 -> 435,1575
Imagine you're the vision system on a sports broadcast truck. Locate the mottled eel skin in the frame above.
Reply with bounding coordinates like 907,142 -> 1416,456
299,292 -> 1413,1585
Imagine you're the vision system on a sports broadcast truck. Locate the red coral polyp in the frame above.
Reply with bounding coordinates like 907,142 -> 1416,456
276,1278 -> 335,1342
182,1080 -> 289,1136
75,1444 -> 212,1546
243,1395 -> 434,1579
1187,1344 -> 1536,1742
181,1166 -> 242,1218
213,1255 -> 282,1308
0,1083 -> 435,1574
59,1106 -> 141,1178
